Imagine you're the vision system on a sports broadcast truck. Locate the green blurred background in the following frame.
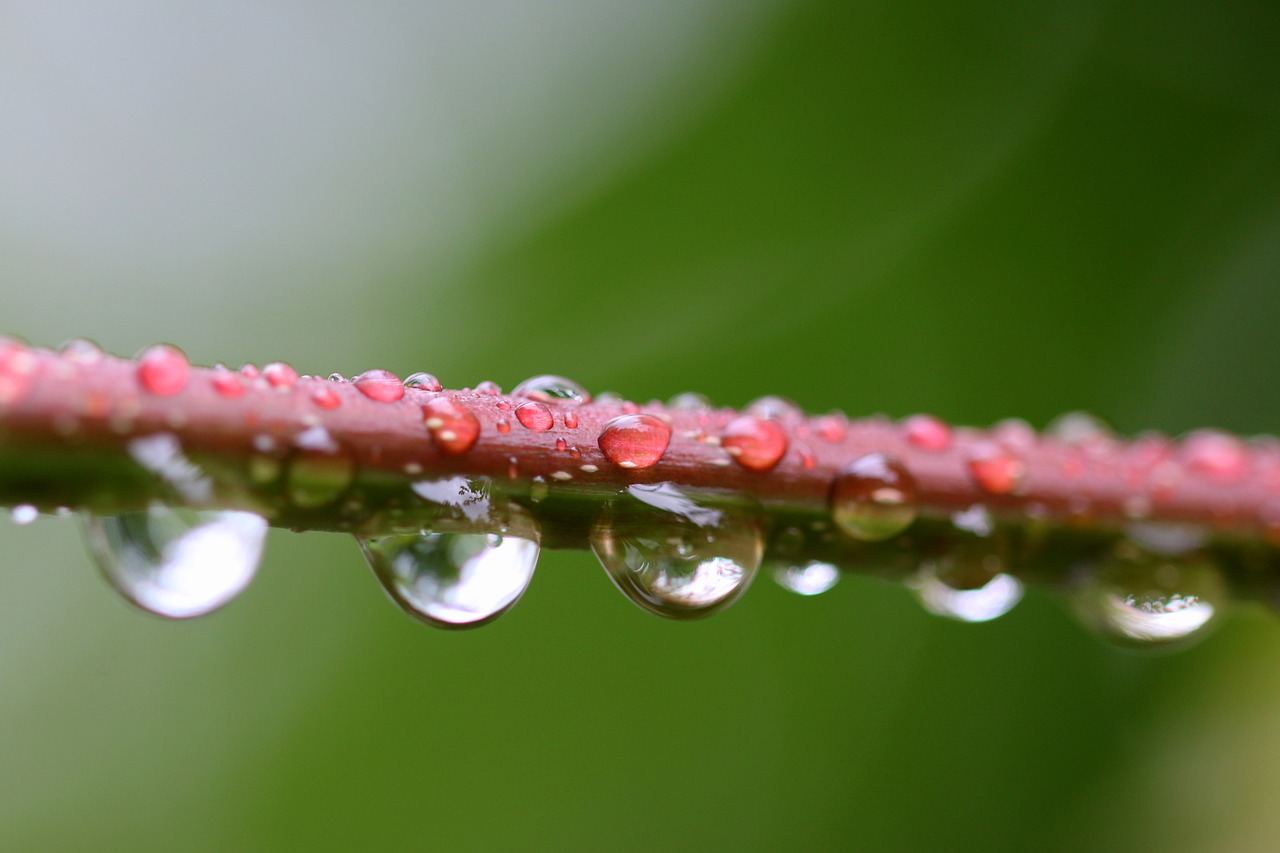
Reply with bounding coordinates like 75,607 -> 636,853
3,1 -> 1280,849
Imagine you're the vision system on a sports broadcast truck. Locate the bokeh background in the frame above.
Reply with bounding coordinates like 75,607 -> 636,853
3,2 -> 1280,850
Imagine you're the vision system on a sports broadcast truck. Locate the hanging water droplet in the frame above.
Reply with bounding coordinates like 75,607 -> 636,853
358,506 -> 540,629
422,397 -> 481,454
597,414 -> 671,469
403,372 -> 443,393
81,505 -> 267,619
589,483 -> 762,619
720,415 -> 788,472
514,401 -> 554,431
1074,550 -> 1226,648
512,375 -> 590,404
911,560 -> 1023,623
136,344 -> 190,396
10,504 -> 38,525
830,453 -> 918,541
771,561 -> 839,596
354,369 -> 406,403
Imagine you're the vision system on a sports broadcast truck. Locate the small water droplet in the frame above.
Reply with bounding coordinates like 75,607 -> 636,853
358,506 -> 540,629
474,380 -> 502,396
422,397 -> 480,454
830,453 -> 917,541
514,401 -> 554,431
310,384 -> 341,410
903,414 -> 951,451
512,375 -> 589,404
720,416 -> 787,472
327,372 -> 347,383
136,344 -> 190,396
597,414 -> 672,469
1180,430 -> 1249,484
262,362 -> 298,389
563,411 -> 579,430
1047,411 -> 1112,446
404,372 -> 443,392
211,366 -> 246,399
496,419 -> 511,434
0,341 -> 37,406
81,505 -> 266,619
354,369 -> 406,403
11,504 -> 38,525
59,338 -> 103,364
814,413 -> 847,443
240,364 -> 261,379
967,442 -> 1025,495
746,396 -> 803,420
993,418 -> 1037,453
529,476 -> 549,503
589,483 -> 761,619
1074,551 -> 1226,648
772,561 -> 839,596
668,392 -> 712,412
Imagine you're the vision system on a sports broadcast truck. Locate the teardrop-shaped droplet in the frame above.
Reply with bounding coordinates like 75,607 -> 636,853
830,453 -> 918,541
1074,550 -> 1226,649
81,505 -> 267,619
771,560 -> 839,596
358,506 -> 540,629
512,375 -> 590,404
589,483 -> 762,619
597,414 -> 671,469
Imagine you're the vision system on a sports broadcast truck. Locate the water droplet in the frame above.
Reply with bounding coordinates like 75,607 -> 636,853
951,504 -> 994,537
814,413 -> 848,443
1125,522 -> 1206,556
354,369 -> 406,403
1074,551 -> 1226,648
903,414 -> 951,451
310,384 -> 341,410
10,504 -> 38,525
911,560 -> 1023,623
423,397 -> 480,454
0,341 -> 37,406
597,414 -> 672,469
1047,411 -> 1112,446
496,419 -> 511,434
746,396 -> 803,420
358,505 -> 540,629
327,372 -> 347,383
589,483 -> 761,619
239,364 -> 261,379
563,412 -> 579,430
211,366 -> 246,398
830,453 -> 917,541
404,372 -> 443,393
1180,430 -> 1249,484
772,561 -> 839,596
262,362 -> 298,389
81,505 -> 266,619
514,401 -> 554,431
720,416 -> 787,472
993,418 -> 1037,453
967,442 -> 1025,495
474,380 -> 502,396
59,338 -> 103,364
512,375 -> 589,404
287,439 -> 355,508
668,392 -> 712,412
136,344 -> 190,396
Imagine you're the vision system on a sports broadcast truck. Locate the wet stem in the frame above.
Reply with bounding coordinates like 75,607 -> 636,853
0,337 -> 1276,644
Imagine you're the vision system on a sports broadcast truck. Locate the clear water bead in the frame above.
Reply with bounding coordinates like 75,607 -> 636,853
589,483 -> 762,619
512,375 -> 590,404
771,561 -> 840,596
358,507 -> 540,629
81,506 -> 267,619
1074,550 -> 1226,649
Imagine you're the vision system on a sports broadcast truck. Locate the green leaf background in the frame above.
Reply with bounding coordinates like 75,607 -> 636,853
3,2 -> 1280,849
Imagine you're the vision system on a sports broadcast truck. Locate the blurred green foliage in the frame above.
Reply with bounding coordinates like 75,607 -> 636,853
3,1 -> 1280,850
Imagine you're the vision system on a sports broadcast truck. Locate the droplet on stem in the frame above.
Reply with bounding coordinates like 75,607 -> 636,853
721,416 -> 788,472
830,453 -> 918,541
512,375 -> 590,404
136,344 -> 190,396
597,414 -> 672,469
354,369 -> 406,403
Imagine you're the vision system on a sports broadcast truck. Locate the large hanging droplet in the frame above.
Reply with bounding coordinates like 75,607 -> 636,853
512,375 -> 590,404
830,453 -> 918,541
1073,549 -> 1226,649
81,506 -> 267,619
589,483 -> 762,619
358,506 -> 540,629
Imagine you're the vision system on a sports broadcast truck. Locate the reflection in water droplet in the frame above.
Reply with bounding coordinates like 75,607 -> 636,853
81,506 -> 267,619
597,414 -> 671,469
354,369 -> 406,403
11,504 -> 38,525
721,415 -> 787,472
830,453 -> 918,541
358,506 -> 540,629
772,561 -> 839,596
512,375 -> 590,404
423,397 -> 481,454
590,483 -> 761,619
911,564 -> 1023,623
1074,551 -> 1225,648
404,372 -> 443,392
514,401 -> 554,431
